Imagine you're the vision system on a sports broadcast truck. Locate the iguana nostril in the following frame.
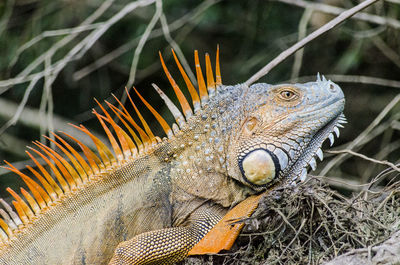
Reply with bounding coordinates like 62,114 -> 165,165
329,83 -> 336,92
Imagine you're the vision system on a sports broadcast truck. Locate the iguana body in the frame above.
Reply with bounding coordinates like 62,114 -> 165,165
0,48 -> 346,264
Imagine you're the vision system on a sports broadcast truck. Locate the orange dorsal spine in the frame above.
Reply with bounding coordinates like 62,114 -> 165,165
194,50 -> 208,103
171,49 -> 201,112
0,48 -> 223,243
205,53 -> 216,94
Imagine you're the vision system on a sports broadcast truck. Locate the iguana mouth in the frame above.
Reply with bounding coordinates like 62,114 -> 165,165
287,112 -> 347,184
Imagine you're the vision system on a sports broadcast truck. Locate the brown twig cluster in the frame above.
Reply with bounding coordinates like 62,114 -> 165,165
185,176 -> 400,264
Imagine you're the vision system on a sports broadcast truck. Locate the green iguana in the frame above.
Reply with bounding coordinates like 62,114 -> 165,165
0,47 -> 346,264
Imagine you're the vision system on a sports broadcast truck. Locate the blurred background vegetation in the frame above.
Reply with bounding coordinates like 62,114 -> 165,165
0,0 -> 399,199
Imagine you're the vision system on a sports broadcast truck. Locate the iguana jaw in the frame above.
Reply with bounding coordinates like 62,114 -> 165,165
286,110 -> 346,184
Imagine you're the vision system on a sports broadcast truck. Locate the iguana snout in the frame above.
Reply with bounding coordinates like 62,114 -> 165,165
228,74 -> 345,188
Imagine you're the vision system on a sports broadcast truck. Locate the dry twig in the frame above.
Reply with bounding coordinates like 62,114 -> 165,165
245,0 -> 381,85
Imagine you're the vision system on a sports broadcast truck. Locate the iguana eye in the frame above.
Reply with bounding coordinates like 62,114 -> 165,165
279,90 -> 298,101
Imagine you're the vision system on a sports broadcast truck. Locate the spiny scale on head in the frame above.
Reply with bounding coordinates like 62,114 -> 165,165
0,47 -> 222,244
293,112 -> 346,184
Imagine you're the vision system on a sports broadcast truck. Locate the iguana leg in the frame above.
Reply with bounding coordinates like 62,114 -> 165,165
109,194 -> 263,264
188,193 -> 264,255
108,209 -> 222,265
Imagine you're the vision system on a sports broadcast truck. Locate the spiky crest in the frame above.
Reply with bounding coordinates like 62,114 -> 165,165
0,47 -> 223,244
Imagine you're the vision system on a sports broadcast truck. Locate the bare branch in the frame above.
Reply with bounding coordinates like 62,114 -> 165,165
10,22 -> 104,68
0,98 -> 106,150
2,0 -> 116,94
0,0 -> 14,37
0,133 -> 30,157
288,74 -> 400,89
320,94 -> 400,175
290,8 -> 313,81
276,0 -> 400,29
245,0 -> 381,86
0,76 -> 39,136
125,0 -> 162,89
326,149 -> 400,173
159,10 -> 197,85
72,0 -> 218,82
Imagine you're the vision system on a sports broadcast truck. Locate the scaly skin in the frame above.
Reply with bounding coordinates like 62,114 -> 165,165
0,50 -> 345,264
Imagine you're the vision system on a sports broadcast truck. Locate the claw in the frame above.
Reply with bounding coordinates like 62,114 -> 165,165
316,148 -> 323,161
300,168 -> 307,182
334,127 -> 340,138
309,157 -> 317,171
328,133 -> 335,146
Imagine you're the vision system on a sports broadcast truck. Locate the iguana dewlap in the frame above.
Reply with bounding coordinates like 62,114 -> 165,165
0,47 -> 346,264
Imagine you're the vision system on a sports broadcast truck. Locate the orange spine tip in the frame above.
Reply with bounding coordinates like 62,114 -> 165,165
0,218 -> 12,238
107,101 -> 141,154
111,93 -> 149,148
7,188 -> 34,221
96,113 -> 133,159
101,102 -> 132,158
133,87 -> 173,138
216,45 -> 222,86
2,161 -> 51,207
20,188 -> 40,214
92,110 -> 124,162
71,124 -> 113,168
159,52 -> 193,118
82,125 -> 118,164
11,201 -> 29,225
28,147 -> 71,194
34,142 -> 77,190
94,100 -> 126,159
39,136 -> 84,186
52,133 -> 91,181
60,132 -> 101,175
94,99 -> 131,157
194,50 -> 208,102
205,53 -> 216,94
125,88 -> 157,145
45,135 -> 88,181
25,165 -> 57,203
25,151 -> 63,198
22,177 -> 48,209
171,49 -> 201,112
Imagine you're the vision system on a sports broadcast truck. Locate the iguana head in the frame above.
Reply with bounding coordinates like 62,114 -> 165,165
226,75 -> 345,189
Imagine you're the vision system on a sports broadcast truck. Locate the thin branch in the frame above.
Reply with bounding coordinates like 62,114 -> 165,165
245,0 -> 381,86
290,8 -> 313,81
0,98 -> 106,150
10,22 -> 104,68
320,94 -> 400,175
276,0 -> 400,29
0,133 -> 30,157
287,74 -> 400,89
327,149 -> 400,173
0,76 -> 39,136
72,0 -> 218,81
2,0 -> 116,94
125,0 -> 162,89
371,35 -> 400,69
159,10 -> 197,85
0,0 -> 14,37
0,0 -> 157,139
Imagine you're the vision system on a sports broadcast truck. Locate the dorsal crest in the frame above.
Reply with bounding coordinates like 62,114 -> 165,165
0,47 -> 223,244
